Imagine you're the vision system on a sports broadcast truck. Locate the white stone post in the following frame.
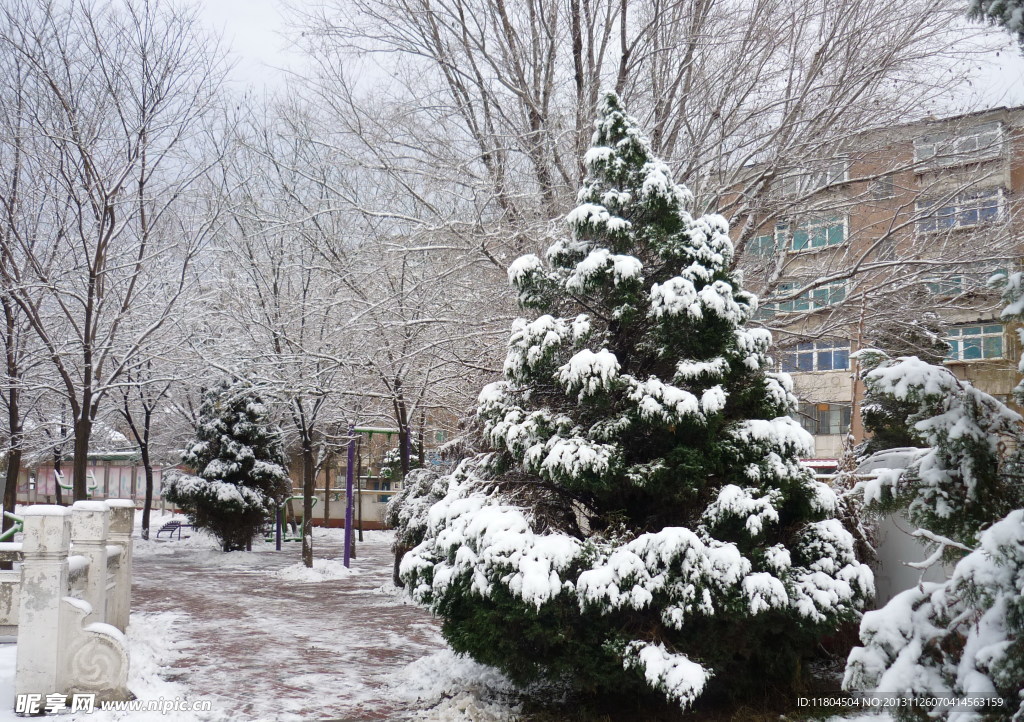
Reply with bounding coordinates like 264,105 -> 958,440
105,500 -> 134,632
70,501 -> 110,626
15,506 -> 71,700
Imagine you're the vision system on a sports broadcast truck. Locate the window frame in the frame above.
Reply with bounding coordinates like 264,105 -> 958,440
791,402 -> 852,436
868,173 -> 896,200
789,215 -> 847,252
780,158 -> 849,198
913,121 -> 1004,170
924,263 -> 1010,297
915,187 -> 1004,235
774,280 -> 847,314
945,323 -> 1005,362
780,340 -> 851,373
749,223 -> 787,257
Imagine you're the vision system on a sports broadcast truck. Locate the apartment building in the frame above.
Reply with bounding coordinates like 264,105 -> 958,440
742,106 -> 1024,464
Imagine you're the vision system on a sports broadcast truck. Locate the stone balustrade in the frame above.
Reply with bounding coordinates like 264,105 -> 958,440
0,500 -> 134,710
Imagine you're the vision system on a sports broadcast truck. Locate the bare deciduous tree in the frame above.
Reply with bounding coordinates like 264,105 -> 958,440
290,0 -> 1012,376
0,0 -> 226,500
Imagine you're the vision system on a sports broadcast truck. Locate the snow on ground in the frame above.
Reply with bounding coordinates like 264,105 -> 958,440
84,611 -> 198,722
123,511 -> 513,720
273,558 -> 360,582
391,648 -> 520,721
0,646 -> 14,720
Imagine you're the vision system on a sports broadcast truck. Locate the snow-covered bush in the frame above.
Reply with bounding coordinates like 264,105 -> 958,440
380,440 -> 423,480
165,375 -> 291,551
395,94 -> 872,712
845,510 -> 1024,720
854,350 -> 1022,546
386,468 -> 446,551
386,467 -> 447,587
843,273 -> 1024,718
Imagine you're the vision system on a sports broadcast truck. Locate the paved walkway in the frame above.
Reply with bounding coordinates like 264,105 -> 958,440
132,524 -> 446,721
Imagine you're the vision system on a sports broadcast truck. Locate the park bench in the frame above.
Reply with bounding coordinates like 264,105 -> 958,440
155,520 -> 192,540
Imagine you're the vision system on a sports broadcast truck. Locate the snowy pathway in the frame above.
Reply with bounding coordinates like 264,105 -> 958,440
131,522 -> 448,721
0,515 -> 892,722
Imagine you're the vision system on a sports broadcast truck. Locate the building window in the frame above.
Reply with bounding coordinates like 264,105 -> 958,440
791,215 -> 846,251
925,277 -> 965,297
780,340 -> 851,372
781,159 -> 848,197
774,281 -> 846,313
792,402 -> 852,436
946,324 -> 1004,361
750,233 -> 775,256
917,188 -> 1003,234
869,174 -> 895,200
925,263 -> 1010,297
749,223 -> 791,257
914,121 -> 1004,169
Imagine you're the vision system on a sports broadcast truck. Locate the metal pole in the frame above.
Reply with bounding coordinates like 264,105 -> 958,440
275,503 -> 282,551
343,422 -> 356,568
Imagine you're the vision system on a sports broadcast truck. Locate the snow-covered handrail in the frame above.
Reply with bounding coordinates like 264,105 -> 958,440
8,501 -> 135,706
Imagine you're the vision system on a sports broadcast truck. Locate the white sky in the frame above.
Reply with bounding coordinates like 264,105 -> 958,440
193,0 -> 299,90
193,0 -> 1024,110
973,44 -> 1024,107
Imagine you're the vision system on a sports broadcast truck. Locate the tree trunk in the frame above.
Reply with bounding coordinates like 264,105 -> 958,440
394,381 -> 410,476
53,451 -> 63,506
393,543 -> 408,588
418,409 -> 426,466
398,425 -> 410,477
2,448 -> 19,527
140,445 -> 154,541
2,299 -> 22,538
72,415 -> 91,501
1,447 -> 21,570
301,438 -> 315,568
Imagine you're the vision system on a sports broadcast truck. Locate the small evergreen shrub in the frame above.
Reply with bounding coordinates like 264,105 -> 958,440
165,375 -> 291,551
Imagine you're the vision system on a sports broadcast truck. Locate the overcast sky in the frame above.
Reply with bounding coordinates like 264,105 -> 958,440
195,0 -> 1024,110
195,0 -> 299,89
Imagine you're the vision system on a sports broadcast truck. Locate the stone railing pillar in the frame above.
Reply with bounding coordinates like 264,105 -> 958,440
14,506 -> 71,700
70,501 -> 110,626
104,500 -> 134,632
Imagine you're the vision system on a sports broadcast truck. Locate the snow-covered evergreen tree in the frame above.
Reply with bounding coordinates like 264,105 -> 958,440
969,0 -> 1024,44
397,94 -> 872,711
844,274 -> 1024,719
386,468 -> 445,554
165,375 -> 291,551
859,314 -> 951,456
845,510 -> 1024,721
380,440 -> 422,480
854,350 -> 1021,546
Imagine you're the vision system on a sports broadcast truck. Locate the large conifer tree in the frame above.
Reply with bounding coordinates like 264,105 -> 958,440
399,95 -> 872,710
166,375 -> 291,551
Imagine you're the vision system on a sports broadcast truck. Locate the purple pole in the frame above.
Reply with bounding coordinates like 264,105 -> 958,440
343,422 -> 356,568
404,426 -> 411,475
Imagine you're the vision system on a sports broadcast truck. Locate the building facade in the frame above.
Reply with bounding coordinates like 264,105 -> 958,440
742,106 -> 1024,463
